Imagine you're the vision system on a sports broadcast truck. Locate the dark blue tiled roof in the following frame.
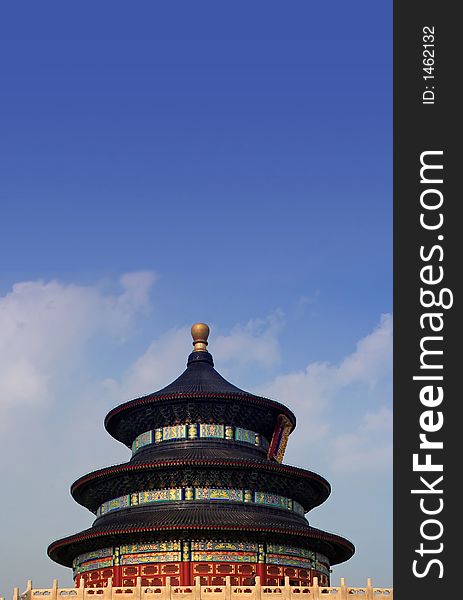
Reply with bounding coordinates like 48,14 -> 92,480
152,351 -> 248,396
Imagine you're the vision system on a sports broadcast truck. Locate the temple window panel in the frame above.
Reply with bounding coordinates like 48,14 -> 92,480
121,552 -> 181,565
131,424 -> 269,455
267,544 -> 314,559
95,487 -> 305,517
191,552 -> 256,563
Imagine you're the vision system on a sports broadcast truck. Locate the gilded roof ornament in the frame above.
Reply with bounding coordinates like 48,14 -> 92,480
191,322 -> 210,352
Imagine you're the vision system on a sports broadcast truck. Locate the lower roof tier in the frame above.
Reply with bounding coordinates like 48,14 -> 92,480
70,457 -> 331,514
48,505 -> 354,568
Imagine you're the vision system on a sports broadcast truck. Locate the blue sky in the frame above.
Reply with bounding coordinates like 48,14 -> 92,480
0,2 -> 391,596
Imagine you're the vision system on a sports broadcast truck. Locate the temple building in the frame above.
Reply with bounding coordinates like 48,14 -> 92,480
48,323 -> 354,588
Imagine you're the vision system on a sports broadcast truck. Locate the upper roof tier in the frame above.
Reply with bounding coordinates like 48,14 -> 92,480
105,324 -> 296,448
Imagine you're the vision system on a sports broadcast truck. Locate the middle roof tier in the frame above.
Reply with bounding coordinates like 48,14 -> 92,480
71,456 -> 331,515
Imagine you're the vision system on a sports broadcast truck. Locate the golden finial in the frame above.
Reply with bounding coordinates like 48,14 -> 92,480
191,323 -> 210,352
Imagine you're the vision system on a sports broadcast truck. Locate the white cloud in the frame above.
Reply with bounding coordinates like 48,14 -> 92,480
0,272 -> 156,426
337,313 -> 392,387
0,359 -> 48,409
105,326 -> 192,401
97,270 -> 157,340
214,312 -> 283,369
260,314 -> 392,467
330,407 -> 393,472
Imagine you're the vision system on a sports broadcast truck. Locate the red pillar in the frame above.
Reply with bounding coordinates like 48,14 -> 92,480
181,561 -> 192,586
256,563 -> 265,584
113,565 -> 122,586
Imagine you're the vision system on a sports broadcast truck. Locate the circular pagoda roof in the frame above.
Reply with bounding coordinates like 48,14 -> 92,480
105,350 -> 296,447
70,457 -> 331,514
48,514 -> 354,569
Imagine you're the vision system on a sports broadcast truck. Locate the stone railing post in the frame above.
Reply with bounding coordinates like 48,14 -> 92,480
77,574 -> 85,600
78,575 -> 85,600
225,577 -> 231,600
165,577 -> 171,600
51,579 -> 58,600
104,577 -> 112,600
194,577 -> 201,600
26,580 -> 33,600
339,578 -> 347,600
311,577 -> 320,600
254,576 -> 261,600
136,577 -> 142,600
366,578 -> 373,600
13,588 -> 19,600
283,577 -> 290,600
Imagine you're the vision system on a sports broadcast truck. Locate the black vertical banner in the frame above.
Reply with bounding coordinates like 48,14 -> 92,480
394,2 -> 459,599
